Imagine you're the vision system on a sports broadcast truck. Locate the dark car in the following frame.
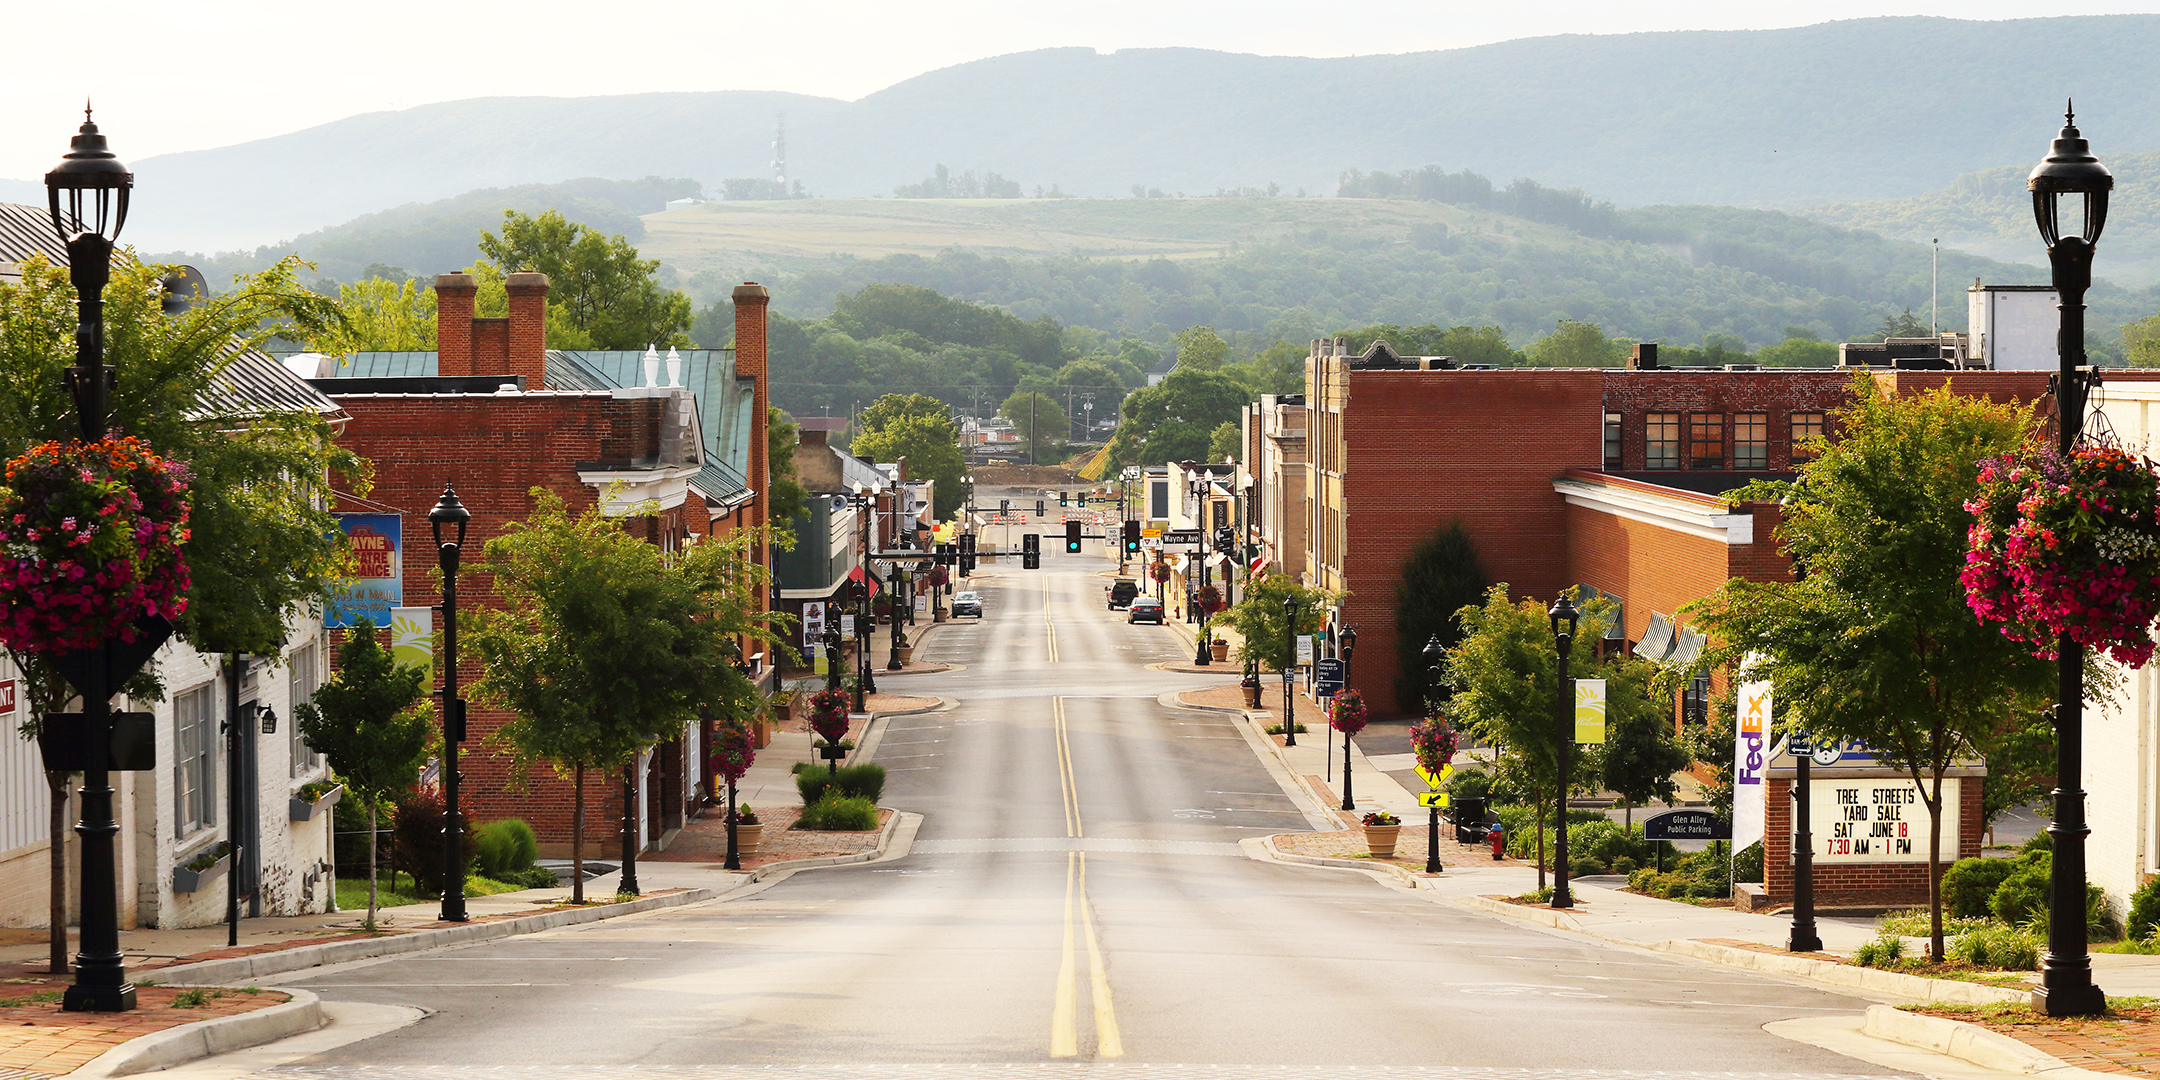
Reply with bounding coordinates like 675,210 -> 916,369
1127,596 -> 1165,624
951,591 -> 983,618
1107,578 -> 1139,609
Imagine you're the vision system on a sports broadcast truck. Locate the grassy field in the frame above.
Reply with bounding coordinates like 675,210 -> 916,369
639,196 -> 1509,270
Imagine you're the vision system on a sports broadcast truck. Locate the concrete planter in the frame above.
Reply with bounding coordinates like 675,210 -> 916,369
1210,641 -> 1230,662
736,822 -> 764,855
173,851 -> 231,894
289,783 -> 345,822
1363,824 -> 1401,858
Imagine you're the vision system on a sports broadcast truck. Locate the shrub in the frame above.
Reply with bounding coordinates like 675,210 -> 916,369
1941,856 -> 2020,919
1991,854 -> 2052,925
499,865 -> 561,890
1853,933 -> 1907,969
831,763 -> 886,803
1732,842 -> 1764,884
796,770 -> 835,805
2128,877 -> 2160,941
472,819 -> 540,879
1950,923 -> 2041,970
2022,829 -> 2054,854
796,796 -> 879,831
392,791 -> 474,899
1444,768 -> 1495,806
2090,883 -> 2122,941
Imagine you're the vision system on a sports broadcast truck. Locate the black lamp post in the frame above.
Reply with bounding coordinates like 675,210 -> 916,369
1281,595 -> 1298,747
1424,635 -> 1446,875
1549,594 -> 1579,910
2030,103 -> 2112,1018
48,111 -> 138,1013
824,625 -> 843,692
852,485 -> 878,699
429,484 -> 471,922
887,568 -> 908,671
1339,626 -> 1357,812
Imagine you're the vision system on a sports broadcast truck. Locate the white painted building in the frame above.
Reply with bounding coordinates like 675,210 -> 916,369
2086,380 -> 2160,918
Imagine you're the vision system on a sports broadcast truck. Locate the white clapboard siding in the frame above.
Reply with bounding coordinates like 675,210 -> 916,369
0,655 -> 46,854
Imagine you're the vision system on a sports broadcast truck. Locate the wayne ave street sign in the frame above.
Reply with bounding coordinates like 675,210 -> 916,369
1162,529 -> 1204,544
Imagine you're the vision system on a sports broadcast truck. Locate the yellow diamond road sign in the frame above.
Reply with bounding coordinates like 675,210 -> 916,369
1415,762 -> 1454,790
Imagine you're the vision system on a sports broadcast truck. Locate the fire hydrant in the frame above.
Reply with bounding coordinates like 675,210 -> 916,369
1489,823 -> 1506,861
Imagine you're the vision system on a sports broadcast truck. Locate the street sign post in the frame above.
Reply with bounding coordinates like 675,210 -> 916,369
1313,657 -> 1345,697
1162,529 -> 1203,544
1418,791 -> 1451,808
1642,808 -> 1733,842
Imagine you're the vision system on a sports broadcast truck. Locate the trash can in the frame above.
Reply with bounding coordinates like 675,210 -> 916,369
1451,796 -> 1488,844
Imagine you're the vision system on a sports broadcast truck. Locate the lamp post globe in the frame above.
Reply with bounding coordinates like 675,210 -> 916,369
2028,104 -> 2112,1018
1548,594 -> 1580,910
428,484 -> 473,922
48,113 -> 137,1013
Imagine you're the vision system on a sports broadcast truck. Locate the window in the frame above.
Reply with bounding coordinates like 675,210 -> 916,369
1682,674 -> 1711,728
174,683 -> 217,837
1645,412 -> 1680,470
1688,414 -> 1724,469
289,642 -> 320,777
1603,411 -> 1623,469
1733,412 -> 1768,470
1790,411 -> 1825,462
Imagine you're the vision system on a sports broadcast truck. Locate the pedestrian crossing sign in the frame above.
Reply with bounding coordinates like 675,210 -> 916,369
1415,762 -> 1454,791
1418,791 -> 1450,807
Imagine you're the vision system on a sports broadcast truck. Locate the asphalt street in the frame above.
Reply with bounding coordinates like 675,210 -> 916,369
230,555 -> 1901,1079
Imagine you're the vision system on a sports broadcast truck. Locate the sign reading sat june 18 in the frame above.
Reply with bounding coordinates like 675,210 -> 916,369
1808,777 -> 1958,862
327,514 -> 402,630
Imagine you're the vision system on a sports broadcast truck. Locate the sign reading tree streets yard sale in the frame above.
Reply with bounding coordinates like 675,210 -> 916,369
1805,777 -> 1958,861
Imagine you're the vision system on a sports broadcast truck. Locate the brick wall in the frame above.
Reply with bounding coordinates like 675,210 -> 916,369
1563,501 -> 1735,645
1601,369 -> 1849,473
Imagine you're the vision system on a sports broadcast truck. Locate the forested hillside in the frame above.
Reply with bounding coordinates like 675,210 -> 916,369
64,15 -> 2160,253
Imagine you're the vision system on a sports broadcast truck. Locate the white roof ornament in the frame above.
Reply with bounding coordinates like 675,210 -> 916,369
665,346 -> 684,388
642,345 -> 660,388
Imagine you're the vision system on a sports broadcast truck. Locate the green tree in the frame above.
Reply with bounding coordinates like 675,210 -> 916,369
468,491 -> 768,901
1172,325 -> 1231,371
293,618 -> 432,927
2125,312 -> 2160,368
1223,341 -> 1305,397
1599,659 -> 1692,829
1755,335 -> 1839,367
1391,522 -> 1489,712
1447,584 -> 1617,887
1207,421 -> 1242,464
999,390 -> 1067,462
1106,368 -> 1249,467
855,393 -> 953,437
1053,358 -> 1128,397
767,406 -> 808,550
318,276 -> 438,355
478,209 -> 693,350
1339,323 -> 1525,367
1871,306 -> 1930,340
1215,575 -> 1335,672
1684,377 -> 2051,960
1524,320 -> 1625,367
851,409 -> 971,519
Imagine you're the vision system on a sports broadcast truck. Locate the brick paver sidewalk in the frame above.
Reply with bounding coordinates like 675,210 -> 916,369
0,973 -> 287,1078
1909,1002 -> 2160,1075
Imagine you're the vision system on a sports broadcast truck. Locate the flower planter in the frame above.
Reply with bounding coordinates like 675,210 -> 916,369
897,645 -> 915,665
173,851 -> 230,894
1363,824 -> 1402,858
289,783 -> 345,822
735,822 -> 764,855
933,608 -> 949,623
1210,641 -> 1230,662
1243,683 -> 1263,708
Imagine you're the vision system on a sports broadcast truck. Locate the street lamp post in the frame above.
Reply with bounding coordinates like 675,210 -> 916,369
429,485 -> 471,922
48,111 -> 139,1013
824,625 -> 843,692
1281,595 -> 1298,747
1549,594 -> 1579,910
1339,626 -> 1357,811
2029,104 -> 2112,1018
1424,635 -> 1446,875
887,568 -> 908,671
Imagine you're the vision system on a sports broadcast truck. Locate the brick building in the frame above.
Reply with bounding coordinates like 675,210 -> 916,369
309,276 -> 773,855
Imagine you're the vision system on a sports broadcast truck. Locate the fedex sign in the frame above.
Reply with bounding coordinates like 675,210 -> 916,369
1733,680 -> 1771,850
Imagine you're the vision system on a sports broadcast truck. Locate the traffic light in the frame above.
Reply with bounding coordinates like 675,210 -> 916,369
1036,499 -> 1046,516
1000,498 -> 1010,515
1065,520 -> 1082,554
1059,490 -> 1069,507
958,533 -> 976,575
936,543 -> 956,566
1078,493 -> 1088,507
1123,519 -> 1141,555
1022,532 -> 1041,570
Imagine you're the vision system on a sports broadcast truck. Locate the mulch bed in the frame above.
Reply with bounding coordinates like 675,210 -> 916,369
643,804 -> 891,868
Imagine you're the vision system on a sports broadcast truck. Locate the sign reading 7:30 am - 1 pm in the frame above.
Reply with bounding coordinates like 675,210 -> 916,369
1805,777 -> 1958,862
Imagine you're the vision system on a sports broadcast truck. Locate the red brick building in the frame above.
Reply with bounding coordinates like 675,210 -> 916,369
310,276 -> 773,854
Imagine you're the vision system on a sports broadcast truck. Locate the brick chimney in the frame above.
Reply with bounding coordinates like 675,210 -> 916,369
435,273 -> 476,376
734,283 -> 771,531
506,272 -> 549,390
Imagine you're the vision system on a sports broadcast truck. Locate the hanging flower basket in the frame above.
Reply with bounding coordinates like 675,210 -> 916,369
0,436 -> 191,654
1196,584 -> 1222,614
1411,711 -> 1459,776
1964,440 -> 2160,667
807,688 -> 853,744
1329,689 -> 1368,736
711,720 -> 758,784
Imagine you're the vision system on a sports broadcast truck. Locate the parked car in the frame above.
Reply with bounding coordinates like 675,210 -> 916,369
1106,578 -> 1139,609
1127,596 -> 1166,624
951,591 -> 983,618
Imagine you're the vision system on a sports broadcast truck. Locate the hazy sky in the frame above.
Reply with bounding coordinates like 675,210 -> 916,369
5,0 -> 2156,181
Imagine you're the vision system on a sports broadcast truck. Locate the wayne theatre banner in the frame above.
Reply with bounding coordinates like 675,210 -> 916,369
327,514 -> 403,630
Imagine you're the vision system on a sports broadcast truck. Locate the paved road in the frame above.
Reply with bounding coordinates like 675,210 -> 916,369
244,556 -> 1899,1078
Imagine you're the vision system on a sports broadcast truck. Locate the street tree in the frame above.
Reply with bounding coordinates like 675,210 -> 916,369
1684,378 -> 2051,960
1106,368 -> 1248,467
1446,584 -> 1619,887
478,209 -> 693,350
850,401 -> 971,519
1,253 -> 365,952
1207,421 -> 1241,463
1214,574 -> 1335,673
293,618 -> 432,927
1391,522 -> 1489,712
1599,658 -> 1692,829
767,407 -> 809,549
1172,325 -> 1230,371
468,492 -> 770,900
998,390 -> 1066,462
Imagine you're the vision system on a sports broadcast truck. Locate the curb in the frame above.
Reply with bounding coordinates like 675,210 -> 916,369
747,807 -> 906,880
1456,892 -> 1588,933
151,886 -> 721,986
69,988 -> 324,1079
1860,1004 -> 2070,1073
1256,832 -> 1423,886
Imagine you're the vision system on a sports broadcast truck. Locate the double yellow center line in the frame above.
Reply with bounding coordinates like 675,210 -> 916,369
1044,573 -> 1059,662
1050,697 -> 1120,1058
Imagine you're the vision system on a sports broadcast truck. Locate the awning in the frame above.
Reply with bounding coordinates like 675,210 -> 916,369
846,564 -> 883,596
